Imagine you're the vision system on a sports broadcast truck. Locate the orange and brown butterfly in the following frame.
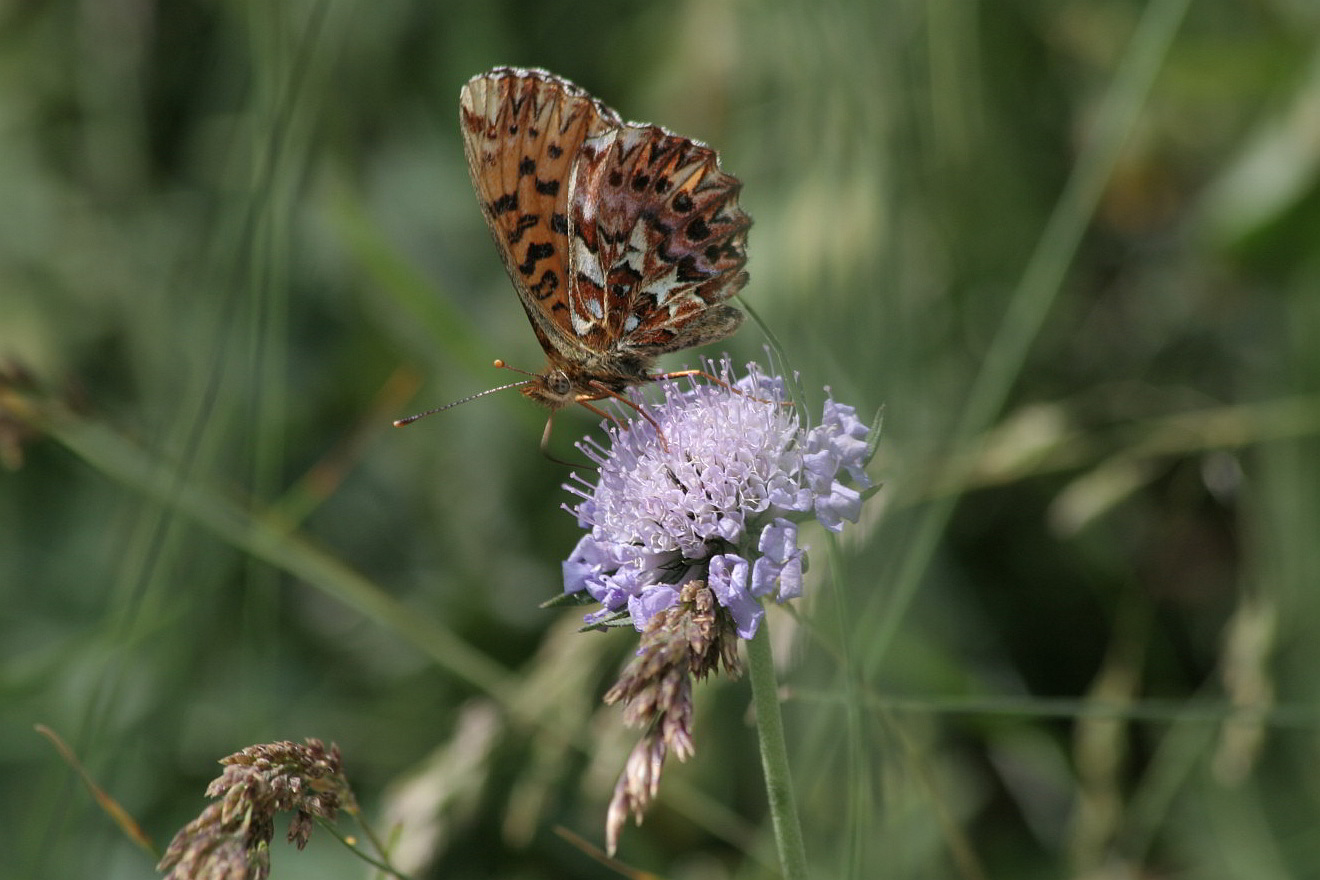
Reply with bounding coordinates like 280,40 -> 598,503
403,66 -> 751,432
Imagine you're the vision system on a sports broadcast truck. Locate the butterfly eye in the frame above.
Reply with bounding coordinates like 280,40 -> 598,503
546,370 -> 573,397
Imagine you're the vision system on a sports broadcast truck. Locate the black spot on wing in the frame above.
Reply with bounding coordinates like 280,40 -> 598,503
644,211 -> 672,236
676,255 -> 706,282
509,213 -> 539,245
529,269 -> 560,299
535,178 -> 560,196
550,212 -> 568,234
490,192 -> 518,216
686,217 -> 710,242
518,157 -> 536,176
518,242 -> 555,276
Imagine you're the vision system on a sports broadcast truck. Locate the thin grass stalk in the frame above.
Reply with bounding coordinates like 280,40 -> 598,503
747,619 -> 808,880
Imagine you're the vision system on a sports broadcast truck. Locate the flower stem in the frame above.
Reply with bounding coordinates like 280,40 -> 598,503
746,619 -> 808,880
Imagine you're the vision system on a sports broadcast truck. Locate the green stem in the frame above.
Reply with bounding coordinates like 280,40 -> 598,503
747,619 -> 808,880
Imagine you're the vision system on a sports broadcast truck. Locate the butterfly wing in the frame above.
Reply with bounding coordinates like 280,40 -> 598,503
460,67 -> 751,404
566,123 -> 751,362
458,68 -> 620,368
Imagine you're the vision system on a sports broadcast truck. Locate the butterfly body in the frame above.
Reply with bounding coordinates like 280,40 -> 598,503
459,67 -> 751,411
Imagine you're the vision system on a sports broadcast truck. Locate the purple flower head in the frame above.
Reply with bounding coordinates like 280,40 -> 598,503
563,358 -> 874,640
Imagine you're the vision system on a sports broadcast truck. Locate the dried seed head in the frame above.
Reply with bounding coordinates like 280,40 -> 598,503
600,581 -> 742,853
158,739 -> 354,880
605,730 -> 669,857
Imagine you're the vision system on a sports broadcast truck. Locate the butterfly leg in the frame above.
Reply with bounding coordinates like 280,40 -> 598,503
651,369 -> 787,408
540,411 -> 556,453
574,398 -> 622,426
537,412 -> 589,467
579,383 -> 670,451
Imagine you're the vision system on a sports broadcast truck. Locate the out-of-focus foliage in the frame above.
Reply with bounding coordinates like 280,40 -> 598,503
3,1 -> 1319,878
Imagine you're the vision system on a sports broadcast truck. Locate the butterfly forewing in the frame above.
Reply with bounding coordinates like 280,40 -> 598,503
459,67 -> 750,409
459,70 -> 618,356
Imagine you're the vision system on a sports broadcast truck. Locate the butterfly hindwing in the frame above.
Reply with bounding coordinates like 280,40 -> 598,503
567,123 -> 750,358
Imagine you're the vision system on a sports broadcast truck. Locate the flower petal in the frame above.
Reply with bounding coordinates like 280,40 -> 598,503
627,586 -> 680,631
814,482 -> 862,532
750,556 -> 779,598
709,553 -> 763,639
776,554 -> 804,600
758,518 -> 798,563
563,534 -> 609,594
752,519 -> 806,601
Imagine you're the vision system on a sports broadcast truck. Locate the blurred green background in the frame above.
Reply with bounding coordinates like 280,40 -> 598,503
4,0 -> 1320,877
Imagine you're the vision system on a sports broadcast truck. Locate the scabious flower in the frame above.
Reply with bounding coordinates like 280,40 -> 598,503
563,357 -> 874,641
560,357 -> 876,855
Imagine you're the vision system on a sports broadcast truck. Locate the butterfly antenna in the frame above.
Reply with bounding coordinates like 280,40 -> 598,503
393,379 -> 532,427
492,358 -> 542,379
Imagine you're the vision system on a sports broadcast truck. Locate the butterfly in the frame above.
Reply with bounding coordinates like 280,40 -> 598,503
451,66 -> 751,426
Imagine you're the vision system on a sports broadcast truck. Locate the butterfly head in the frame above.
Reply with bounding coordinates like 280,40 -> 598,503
519,366 -> 577,410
